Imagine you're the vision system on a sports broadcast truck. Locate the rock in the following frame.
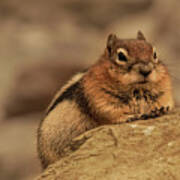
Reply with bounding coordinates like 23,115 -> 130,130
36,108 -> 180,180
3,60 -> 85,118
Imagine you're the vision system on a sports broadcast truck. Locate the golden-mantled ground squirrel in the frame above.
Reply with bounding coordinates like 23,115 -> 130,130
37,31 -> 174,169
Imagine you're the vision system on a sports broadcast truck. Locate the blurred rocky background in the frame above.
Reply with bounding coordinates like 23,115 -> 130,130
0,0 -> 180,179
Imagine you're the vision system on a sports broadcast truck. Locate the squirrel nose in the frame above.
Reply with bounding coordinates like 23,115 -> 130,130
139,69 -> 152,77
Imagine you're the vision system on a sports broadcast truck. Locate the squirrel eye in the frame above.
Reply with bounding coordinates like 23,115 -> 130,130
118,52 -> 127,62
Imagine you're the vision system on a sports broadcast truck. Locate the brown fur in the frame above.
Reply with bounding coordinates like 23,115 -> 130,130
37,32 -> 174,169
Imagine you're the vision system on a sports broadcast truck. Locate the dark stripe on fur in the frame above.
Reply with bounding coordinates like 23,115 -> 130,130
46,82 -> 79,115
46,80 -> 99,123
74,82 -> 97,120
101,88 -> 130,104
75,83 -> 109,124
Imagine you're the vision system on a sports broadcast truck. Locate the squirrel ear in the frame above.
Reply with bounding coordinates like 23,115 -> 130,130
137,30 -> 146,40
107,33 -> 117,54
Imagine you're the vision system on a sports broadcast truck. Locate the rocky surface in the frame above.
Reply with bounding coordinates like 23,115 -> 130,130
36,109 -> 180,180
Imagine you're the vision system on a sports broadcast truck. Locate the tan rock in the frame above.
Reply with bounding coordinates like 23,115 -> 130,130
36,108 -> 180,180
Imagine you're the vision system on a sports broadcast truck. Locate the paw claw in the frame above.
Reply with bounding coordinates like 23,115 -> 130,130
141,114 -> 149,120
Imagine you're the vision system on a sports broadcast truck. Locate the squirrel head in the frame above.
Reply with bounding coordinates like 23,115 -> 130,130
104,31 -> 167,86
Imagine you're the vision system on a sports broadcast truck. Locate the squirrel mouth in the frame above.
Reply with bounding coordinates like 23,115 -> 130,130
138,79 -> 148,84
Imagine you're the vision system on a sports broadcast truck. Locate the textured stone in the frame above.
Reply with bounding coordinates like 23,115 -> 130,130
36,108 -> 180,180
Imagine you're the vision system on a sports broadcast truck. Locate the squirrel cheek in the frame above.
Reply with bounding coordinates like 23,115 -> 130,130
148,69 -> 158,82
123,72 -> 140,84
149,67 -> 166,83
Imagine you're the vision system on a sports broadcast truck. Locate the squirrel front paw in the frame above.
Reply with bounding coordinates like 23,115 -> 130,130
141,106 -> 170,120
